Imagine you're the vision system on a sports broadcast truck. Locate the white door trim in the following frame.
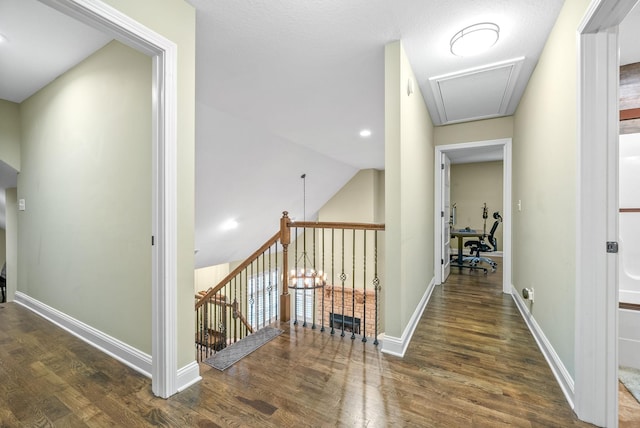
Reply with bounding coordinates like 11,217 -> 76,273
434,138 -> 512,294
40,0 -> 179,398
576,0 -> 637,425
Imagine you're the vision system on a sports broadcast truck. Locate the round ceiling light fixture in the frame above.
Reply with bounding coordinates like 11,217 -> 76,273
450,22 -> 499,57
359,129 -> 372,138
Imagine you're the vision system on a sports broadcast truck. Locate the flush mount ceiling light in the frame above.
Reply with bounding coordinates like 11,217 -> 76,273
450,22 -> 499,57
359,129 -> 372,138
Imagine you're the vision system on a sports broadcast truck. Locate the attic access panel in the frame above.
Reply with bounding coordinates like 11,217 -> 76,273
430,57 -> 524,124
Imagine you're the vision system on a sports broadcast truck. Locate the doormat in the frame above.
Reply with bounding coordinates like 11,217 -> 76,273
204,327 -> 283,371
620,366 -> 640,404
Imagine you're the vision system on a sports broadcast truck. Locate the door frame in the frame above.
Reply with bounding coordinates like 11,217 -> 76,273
41,0 -> 179,398
434,138 -> 512,294
575,0 -> 638,425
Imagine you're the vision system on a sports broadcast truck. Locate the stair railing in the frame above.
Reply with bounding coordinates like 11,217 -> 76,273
195,212 -> 385,362
195,232 -> 281,362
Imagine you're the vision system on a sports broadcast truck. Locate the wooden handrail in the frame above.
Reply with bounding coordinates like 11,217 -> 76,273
620,208 -> 640,213
289,221 -> 385,230
195,231 -> 280,309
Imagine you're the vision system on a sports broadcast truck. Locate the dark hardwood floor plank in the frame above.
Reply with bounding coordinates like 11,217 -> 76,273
0,265 -> 614,426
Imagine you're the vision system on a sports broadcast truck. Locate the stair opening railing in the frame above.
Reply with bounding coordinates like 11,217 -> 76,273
195,212 -> 385,362
195,232 -> 281,362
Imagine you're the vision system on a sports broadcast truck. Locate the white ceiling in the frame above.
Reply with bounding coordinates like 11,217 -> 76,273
6,0 -> 635,268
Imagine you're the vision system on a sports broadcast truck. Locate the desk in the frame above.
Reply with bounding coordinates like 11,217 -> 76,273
450,229 -> 486,272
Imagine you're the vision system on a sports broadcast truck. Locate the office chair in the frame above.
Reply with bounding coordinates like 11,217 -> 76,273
463,212 -> 501,271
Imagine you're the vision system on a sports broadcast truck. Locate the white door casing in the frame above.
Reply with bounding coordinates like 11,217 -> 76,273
434,138 -> 512,294
442,153 -> 451,281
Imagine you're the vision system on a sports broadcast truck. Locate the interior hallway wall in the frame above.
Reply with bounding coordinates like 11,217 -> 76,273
101,0 -> 196,369
0,99 -> 21,171
384,41 -> 434,343
18,41 -> 153,353
434,116 -> 514,146
512,0 -> 591,381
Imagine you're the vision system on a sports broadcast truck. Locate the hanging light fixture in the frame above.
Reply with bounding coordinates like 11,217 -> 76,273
450,22 -> 499,57
288,173 -> 327,289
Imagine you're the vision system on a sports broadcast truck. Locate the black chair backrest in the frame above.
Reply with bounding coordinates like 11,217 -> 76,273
487,220 -> 500,250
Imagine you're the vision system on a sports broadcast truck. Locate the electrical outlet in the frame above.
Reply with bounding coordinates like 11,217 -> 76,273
522,287 -> 534,302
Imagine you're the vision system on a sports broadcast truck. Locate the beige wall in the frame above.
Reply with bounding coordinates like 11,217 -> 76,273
450,161 -> 503,251
195,263 -> 230,293
434,116 -> 514,147
0,99 -> 21,171
512,0 -> 590,379
102,0 -> 196,368
19,41 -> 153,351
319,169 -> 384,223
385,41 -> 434,337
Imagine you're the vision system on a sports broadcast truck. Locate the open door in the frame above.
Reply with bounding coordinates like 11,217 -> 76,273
441,153 -> 451,282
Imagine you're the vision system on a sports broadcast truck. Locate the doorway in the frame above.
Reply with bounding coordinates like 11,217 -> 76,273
30,0 -> 180,398
434,138 -> 512,294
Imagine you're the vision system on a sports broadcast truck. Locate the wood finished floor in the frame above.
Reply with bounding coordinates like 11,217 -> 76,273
0,266 -> 631,426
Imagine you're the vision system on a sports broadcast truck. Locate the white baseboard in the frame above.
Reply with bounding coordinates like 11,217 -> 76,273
15,291 -> 152,378
510,285 -> 575,409
381,277 -> 436,357
177,361 -> 202,392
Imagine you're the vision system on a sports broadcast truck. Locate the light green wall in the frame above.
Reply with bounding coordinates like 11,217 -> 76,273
19,41 -> 153,351
385,41 -> 434,338
195,263 -> 230,293
319,169 -> 384,223
102,0 -> 196,368
0,99 -> 21,171
434,116 -> 513,146
450,161 -> 504,251
512,0 -> 590,379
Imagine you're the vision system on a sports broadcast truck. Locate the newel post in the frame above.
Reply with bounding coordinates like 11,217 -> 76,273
280,211 -> 291,322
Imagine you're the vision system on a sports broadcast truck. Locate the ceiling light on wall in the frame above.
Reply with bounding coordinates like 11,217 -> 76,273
450,22 -> 499,57
359,129 -> 372,138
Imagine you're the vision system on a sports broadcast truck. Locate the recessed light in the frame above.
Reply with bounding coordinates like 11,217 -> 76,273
0,34 -> 8,44
359,129 -> 372,138
220,219 -> 238,231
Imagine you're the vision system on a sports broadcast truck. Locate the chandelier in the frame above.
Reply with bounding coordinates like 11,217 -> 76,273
288,253 -> 327,289
287,173 -> 327,289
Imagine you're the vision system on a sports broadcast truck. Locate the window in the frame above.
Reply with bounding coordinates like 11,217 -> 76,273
295,288 -> 316,324
247,269 -> 279,330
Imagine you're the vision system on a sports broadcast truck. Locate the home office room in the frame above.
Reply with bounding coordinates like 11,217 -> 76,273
449,159 -> 504,273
